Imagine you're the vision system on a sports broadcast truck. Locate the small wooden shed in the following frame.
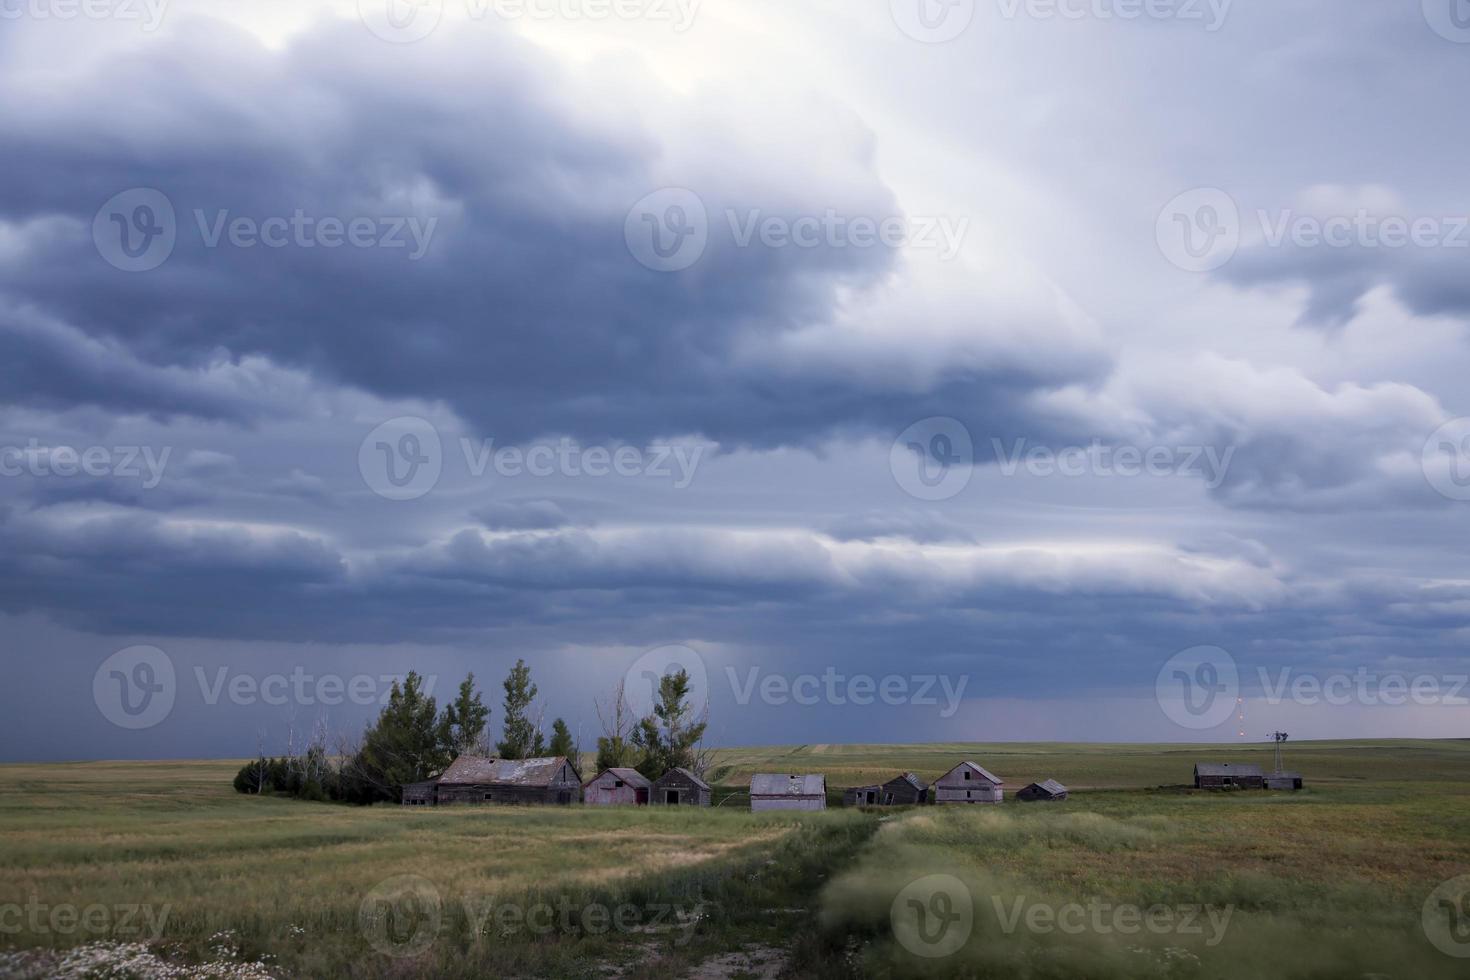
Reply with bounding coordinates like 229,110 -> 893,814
1193,762 -> 1265,790
934,761 -> 1003,804
584,767 -> 651,805
1016,778 -> 1068,802
651,767 -> 711,806
843,784 -> 882,807
882,772 -> 928,805
1265,771 -> 1303,790
751,773 -> 826,811
401,779 -> 439,806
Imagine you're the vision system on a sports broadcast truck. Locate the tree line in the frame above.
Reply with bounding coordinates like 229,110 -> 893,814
233,658 -> 706,804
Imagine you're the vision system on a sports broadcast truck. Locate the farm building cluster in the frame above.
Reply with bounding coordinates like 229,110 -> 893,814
399,753 -> 1303,809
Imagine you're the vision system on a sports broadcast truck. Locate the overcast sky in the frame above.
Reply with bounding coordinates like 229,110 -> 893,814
2,0 -> 1469,761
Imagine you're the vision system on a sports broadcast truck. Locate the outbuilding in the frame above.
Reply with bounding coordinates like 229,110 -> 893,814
1264,771 -> 1303,791
934,761 -> 1003,804
751,773 -> 826,811
843,784 -> 882,807
1016,779 -> 1068,802
434,755 -> 582,805
652,767 -> 711,806
1193,763 -> 1265,790
584,767 -> 652,805
881,772 -> 928,805
401,779 -> 439,806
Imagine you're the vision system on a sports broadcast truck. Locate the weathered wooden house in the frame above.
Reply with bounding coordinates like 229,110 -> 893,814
584,767 -> 651,805
401,779 -> 439,806
882,772 -> 928,805
1016,779 -> 1068,802
432,755 -> 581,805
1193,762 -> 1265,790
750,773 -> 826,811
1264,771 -> 1303,790
934,761 -> 1003,804
843,784 -> 882,806
652,767 -> 711,806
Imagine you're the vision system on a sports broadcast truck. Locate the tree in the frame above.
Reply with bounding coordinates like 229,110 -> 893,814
594,678 -> 640,772
347,671 -> 449,802
442,673 -> 491,755
631,668 -> 707,780
548,717 -> 579,775
497,659 -> 544,759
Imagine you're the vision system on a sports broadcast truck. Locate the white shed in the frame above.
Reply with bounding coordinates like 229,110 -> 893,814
750,773 -> 826,811
934,761 -> 1003,804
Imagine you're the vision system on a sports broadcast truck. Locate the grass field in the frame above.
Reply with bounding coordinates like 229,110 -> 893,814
2,740 -> 1469,978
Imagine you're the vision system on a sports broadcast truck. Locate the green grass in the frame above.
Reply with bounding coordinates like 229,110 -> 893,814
2,741 -> 1469,977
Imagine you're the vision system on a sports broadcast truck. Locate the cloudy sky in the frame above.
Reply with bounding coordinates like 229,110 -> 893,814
3,0 -> 1469,761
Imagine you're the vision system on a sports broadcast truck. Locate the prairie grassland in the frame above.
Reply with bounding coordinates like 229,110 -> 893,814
2,742 -> 1470,978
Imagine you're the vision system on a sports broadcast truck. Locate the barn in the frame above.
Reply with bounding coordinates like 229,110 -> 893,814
652,767 -> 711,806
584,768 -> 651,805
750,773 -> 826,811
1016,779 -> 1068,802
433,755 -> 582,805
1193,762 -> 1265,790
882,772 -> 928,805
1265,771 -> 1304,790
843,784 -> 882,807
934,761 -> 1003,804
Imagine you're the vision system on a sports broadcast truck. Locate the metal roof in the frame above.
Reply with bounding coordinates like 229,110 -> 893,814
1194,763 -> 1264,777
886,771 -> 927,790
438,755 -> 570,786
586,767 -> 652,789
941,761 -> 1002,785
1031,779 -> 1067,795
750,773 -> 826,796
656,767 -> 711,791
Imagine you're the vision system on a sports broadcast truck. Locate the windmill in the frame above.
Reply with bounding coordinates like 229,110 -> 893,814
1270,731 -> 1289,773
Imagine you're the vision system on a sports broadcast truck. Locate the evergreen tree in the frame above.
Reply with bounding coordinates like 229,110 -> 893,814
496,659 -> 542,759
349,671 -> 449,802
548,717 -> 577,772
442,673 -> 491,755
631,669 -> 707,780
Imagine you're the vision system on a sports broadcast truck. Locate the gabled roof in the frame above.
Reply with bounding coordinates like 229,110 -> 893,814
1194,762 -> 1264,778
586,767 -> 652,789
1030,779 -> 1067,795
750,773 -> 826,796
438,755 -> 571,786
656,767 -> 711,791
885,771 -> 927,790
940,760 -> 1002,785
